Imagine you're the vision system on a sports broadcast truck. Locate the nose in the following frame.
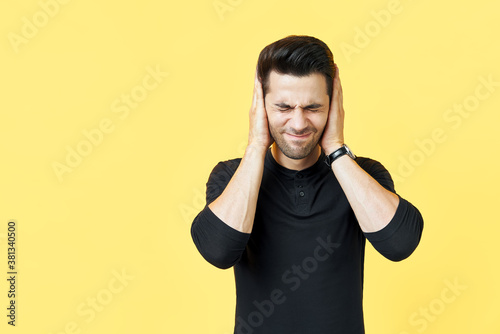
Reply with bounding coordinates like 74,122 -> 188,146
288,107 -> 308,132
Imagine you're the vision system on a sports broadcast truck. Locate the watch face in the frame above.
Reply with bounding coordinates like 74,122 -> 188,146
344,145 -> 356,159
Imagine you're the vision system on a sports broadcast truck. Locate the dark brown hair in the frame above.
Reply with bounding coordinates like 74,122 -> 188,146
257,35 -> 335,102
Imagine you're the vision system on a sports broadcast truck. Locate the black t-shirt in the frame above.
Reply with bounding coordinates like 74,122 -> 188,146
191,149 -> 423,334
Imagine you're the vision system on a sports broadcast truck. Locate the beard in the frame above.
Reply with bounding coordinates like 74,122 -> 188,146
269,125 -> 323,160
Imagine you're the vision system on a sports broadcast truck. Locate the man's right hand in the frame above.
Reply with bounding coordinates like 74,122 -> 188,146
248,71 -> 274,151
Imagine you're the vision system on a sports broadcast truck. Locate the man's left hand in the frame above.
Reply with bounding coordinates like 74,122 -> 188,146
320,64 -> 345,156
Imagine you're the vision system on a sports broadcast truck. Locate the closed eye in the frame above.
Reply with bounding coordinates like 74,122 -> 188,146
275,104 -> 292,112
274,103 -> 323,112
305,103 -> 323,112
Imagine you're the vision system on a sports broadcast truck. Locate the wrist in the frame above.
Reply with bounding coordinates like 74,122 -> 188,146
245,143 -> 269,157
324,144 -> 356,167
323,142 -> 344,156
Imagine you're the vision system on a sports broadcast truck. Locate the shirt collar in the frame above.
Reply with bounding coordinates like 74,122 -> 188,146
265,147 -> 326,178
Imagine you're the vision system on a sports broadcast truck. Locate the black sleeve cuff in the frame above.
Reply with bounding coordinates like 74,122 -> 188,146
191,205 -> 251,269
364,196 -> 424,261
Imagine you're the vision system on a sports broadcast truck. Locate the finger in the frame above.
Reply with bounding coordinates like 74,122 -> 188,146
251,71 -> 258,110
333,65 -> 343,105
329,66 -> 339,113
336,66 -> 343,97
333,64 -> 340,94
254,73 -> 265,108
335,65 -> 344,118
251,90 -> 257,110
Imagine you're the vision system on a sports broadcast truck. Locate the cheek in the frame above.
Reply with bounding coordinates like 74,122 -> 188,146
267,112 -> 288,128
312,114 -> 329,131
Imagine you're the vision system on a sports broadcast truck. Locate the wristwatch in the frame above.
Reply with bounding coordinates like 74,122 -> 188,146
324,144 -> 356,166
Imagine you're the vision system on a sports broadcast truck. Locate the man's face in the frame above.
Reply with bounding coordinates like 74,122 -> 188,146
264,71 -> 330,160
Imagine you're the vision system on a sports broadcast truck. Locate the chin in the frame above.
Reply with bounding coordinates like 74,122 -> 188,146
276,140 -> 318,160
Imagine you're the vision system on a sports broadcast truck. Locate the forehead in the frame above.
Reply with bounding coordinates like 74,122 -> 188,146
266,71 -> 328,103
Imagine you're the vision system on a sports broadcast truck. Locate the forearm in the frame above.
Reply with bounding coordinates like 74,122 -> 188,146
331,154 -> 399,233
208,145 -> 267,233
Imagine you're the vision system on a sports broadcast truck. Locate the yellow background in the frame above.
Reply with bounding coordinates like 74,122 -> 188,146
1,0 -> 499,333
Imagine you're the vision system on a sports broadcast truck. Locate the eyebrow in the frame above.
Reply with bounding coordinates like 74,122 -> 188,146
274,103 -> 324,109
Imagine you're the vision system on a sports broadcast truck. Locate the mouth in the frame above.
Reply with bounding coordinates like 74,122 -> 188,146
285,133 -> 311,140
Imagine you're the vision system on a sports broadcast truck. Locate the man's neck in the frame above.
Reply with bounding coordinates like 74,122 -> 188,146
271,144 -> 322,171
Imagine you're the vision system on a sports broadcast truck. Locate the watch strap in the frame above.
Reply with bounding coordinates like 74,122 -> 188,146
324,144 -> 355,166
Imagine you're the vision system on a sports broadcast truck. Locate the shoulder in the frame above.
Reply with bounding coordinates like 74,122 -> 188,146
355,156 -> 384,171
209,157 -> 242,179
355,156 -> 396,193
205,157 -> 242,204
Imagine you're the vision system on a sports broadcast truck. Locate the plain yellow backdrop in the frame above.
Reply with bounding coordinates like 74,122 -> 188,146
1,0 -> 499,333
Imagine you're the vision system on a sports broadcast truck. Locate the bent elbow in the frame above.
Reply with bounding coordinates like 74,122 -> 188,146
383,243 -> 419,262
197,244 -> 241,269
382,218 -> 424,262
191,219 -> 245,270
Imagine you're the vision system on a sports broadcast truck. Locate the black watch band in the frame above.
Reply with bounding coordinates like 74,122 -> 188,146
324,144 -> 356,166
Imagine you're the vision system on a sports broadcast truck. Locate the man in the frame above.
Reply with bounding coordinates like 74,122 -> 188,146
191,35 -> 423,334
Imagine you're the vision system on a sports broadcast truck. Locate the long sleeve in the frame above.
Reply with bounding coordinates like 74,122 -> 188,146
190,159 -> 251,269
356,157 -> 424,261
364,196 -> 423,261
